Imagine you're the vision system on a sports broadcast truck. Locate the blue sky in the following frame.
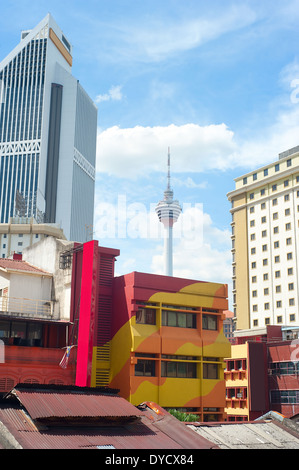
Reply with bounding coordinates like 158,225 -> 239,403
1,0 -> 299,308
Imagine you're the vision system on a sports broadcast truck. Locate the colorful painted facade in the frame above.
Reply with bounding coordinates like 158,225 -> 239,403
225,326 -> 299,420
72,241 -> 231,421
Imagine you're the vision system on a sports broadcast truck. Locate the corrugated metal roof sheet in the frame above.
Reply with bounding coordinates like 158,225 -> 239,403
10,388 -> 144,421
0,385 -> 217,449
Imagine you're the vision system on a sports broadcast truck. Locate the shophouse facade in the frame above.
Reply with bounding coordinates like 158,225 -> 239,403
71,240 -> 231,421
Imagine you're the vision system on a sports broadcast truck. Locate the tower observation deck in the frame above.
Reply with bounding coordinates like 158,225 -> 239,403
155,148 -> 182,276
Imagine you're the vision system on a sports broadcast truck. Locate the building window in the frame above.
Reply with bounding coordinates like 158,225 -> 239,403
243,177 -> 247,185
272,198 -> 278,206
288,283 -> 294,291
250,193 -> 254,200
263,259 -> 268,266
285,194 -> 290,202
251,248 -> 256,255
252,290 -> 257,297
263,273 -> 269,280
265,317 -> 270,325
250,206 -> 255,213
162,309 -> 196,328
261,216 -> 266,223
274,226 -> 279,234
270,363 -> 299,377
275,271 -> 281,278
287,252 -> 293,260
276,285 -> 281,293
261,202 -> 266,209
275,163 -> 280,172
272,184 -> 277,191
276,301 -> 282,308
261,188 -> 265,196
274,241 -> 279,249
277,315 -> 283,323
202,314 -> 217,330
286,223 -> 291,231
285,208 -> 290,216
273,212 -> 278,220
288,268 -> 293,275
274,256 -> 280,263
161,356 -> 197,378
262,244 -> 267,252
290,314 -> 296,322
0,321 -> 43,346
264,288 -> 269,295
262,230 -> 267,237
271,390 -> 299,404
135,354 -> 156,376
264,169 -> 268,176
252,262 -> 256,269
284,180 -> 289,187
287,159 -> 292,167
203,361 -> 219,380
253,319 -> 258,327
251,234 -> 256,241
289,299 -> 295,306
136,308 -> 156,325
286,237 -> 292,245
250,220 -> 255,227
253,305 -> 258,311
253,173 -> 257,181
264,303 -> 270,310
252,276 -> 257,283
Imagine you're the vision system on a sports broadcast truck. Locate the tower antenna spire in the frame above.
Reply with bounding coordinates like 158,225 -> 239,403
167,146 -> 171,191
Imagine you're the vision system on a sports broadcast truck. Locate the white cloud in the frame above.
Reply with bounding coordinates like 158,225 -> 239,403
96,89 -> 299,178
96,123 -> 238,177
95,85 -> 123,104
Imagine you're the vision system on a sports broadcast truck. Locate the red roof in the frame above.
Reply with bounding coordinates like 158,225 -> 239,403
10,387 -> 144,421
0,258 -> 51,276
0,384 -> 217,449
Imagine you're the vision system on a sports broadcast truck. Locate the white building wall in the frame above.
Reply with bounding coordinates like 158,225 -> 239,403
243,156 -> 299,328
8,273 -> 52,302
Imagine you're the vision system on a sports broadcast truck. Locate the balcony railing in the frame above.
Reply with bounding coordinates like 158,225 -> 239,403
0,296 -> 53,320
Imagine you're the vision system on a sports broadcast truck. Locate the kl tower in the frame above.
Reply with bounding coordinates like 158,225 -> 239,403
155,148 -> 182,276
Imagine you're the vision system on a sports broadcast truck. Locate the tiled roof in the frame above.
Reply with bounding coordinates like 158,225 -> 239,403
0,258 -> 51,276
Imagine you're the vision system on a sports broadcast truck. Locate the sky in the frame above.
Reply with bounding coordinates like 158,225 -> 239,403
1,0 -> 299,309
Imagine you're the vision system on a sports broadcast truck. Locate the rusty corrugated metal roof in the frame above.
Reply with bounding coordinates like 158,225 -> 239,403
9,385 -> 143,421
0,385 -> 218,449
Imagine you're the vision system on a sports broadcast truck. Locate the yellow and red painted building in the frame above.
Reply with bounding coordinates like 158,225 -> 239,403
72,240 -> 231,421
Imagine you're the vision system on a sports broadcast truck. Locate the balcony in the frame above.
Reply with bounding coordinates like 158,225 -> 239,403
2,345 -> 69,364
0,296 -> 53,320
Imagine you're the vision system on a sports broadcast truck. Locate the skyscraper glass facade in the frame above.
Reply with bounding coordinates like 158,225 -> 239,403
0,15 -> 97,242
0,25 -> 48,222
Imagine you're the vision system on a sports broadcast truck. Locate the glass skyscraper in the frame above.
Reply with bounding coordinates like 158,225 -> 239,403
0,14 -> 97,242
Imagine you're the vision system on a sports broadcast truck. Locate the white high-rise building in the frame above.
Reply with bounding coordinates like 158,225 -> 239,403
0,14 -> 97,242
227,146 -> 299,330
